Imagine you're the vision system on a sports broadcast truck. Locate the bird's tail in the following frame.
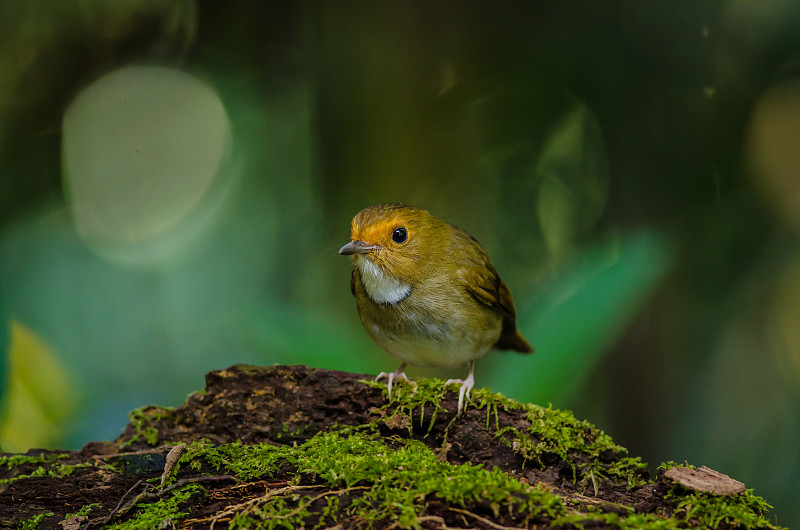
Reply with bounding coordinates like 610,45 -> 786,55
495,328 -> 534,354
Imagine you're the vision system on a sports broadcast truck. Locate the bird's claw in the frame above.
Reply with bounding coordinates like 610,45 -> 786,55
376,364 -> 409,400
444,361 -> 476,416
444,377 -> 474,416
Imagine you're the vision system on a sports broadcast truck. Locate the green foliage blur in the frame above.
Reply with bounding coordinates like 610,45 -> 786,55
1,1 -> 799,527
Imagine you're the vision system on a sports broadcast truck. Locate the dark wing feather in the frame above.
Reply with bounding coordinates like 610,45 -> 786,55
350,268 -> 357,297
454,230 -> 533,354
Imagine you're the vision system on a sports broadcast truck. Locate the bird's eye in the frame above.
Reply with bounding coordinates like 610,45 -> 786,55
392,226 -> 408,244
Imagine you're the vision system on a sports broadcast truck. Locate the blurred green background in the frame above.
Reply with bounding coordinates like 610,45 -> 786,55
1,0 -> 799,526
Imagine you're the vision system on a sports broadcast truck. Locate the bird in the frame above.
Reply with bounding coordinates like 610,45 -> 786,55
339,203 -> 533,415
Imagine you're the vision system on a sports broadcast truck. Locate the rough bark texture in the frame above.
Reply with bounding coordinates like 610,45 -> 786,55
0,365 -> 780,529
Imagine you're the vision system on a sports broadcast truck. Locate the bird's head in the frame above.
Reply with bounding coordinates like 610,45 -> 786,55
339,203 -> 447,283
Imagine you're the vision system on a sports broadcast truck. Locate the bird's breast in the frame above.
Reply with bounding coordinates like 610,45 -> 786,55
354,256 -> 411,305
353,274 -> 503,369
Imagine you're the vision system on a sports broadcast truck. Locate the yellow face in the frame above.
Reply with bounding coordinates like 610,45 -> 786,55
351,215 -> 410,252
340,203 -> 445,284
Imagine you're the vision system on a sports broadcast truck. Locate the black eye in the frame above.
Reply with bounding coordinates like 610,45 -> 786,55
392,226 -> 408,244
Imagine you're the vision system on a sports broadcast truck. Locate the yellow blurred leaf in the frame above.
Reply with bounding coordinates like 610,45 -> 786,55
0,320 -> 76,451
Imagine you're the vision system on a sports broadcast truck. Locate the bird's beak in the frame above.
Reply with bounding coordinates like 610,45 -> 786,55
339,240 -> 379,255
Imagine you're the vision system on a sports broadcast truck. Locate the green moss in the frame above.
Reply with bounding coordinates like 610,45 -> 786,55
359,377 -> 783,529
120,405 -> 175,449
0,452 -> 69,469
556,509 -> 680,530
549,483 -> 782,530
668,486 -> 780,529
229,493 -> 318,530
169,429 -> 785,530
0,465 -> 48,484
176,430 -> 566,528
658,460 -> 692,471
57,374 -> 780,530
494,402 -> 647,488
0,453 -> 84,485
365,377 -> 648,490
65,502 -> 102,519
104,484 -> 204,530
656,461 -> 782,529
361,377 -> 449,435
18,512 -> 54,530
68,416 -> 780,529
602,456 -> 649,489
176,438 -> 291,482
302,431 -> 564,515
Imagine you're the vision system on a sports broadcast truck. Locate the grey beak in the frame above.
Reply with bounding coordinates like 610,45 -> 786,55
339,240 -> 378,255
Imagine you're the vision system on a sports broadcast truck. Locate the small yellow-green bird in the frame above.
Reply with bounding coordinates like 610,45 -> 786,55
339,203 -> 533,415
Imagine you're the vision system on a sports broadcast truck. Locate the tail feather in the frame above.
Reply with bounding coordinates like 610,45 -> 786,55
494,328 -> 534,354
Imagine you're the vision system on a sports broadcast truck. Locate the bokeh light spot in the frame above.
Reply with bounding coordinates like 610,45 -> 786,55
62,64 -> 232,267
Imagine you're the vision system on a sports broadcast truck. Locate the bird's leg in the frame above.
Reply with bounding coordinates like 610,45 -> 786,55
444,360 -> 475,416
376,363 -> 408,400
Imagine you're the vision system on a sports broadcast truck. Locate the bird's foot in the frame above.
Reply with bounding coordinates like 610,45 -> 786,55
444,369 -> 475,416
376,363 -> 408,400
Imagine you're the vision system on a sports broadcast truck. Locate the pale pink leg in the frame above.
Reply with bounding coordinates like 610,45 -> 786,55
376,363 -> 408,400
444,360 -> 475,416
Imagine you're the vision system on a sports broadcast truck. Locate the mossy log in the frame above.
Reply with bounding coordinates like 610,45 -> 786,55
0,364 -> 782,529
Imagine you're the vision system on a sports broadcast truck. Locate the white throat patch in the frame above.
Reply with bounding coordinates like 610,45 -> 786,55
356,256 -> 411,305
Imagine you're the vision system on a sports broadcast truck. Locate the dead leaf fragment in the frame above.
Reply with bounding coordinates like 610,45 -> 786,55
664,465 -> 745,496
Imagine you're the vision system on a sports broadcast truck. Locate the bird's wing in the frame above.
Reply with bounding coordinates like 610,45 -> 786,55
464,264 -> 517,321
454,231 -> 516,320
350,268 -> 357,297
454,229 -> 533,354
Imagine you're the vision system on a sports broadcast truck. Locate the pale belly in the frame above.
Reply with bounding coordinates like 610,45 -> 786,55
363,316 -> 501,370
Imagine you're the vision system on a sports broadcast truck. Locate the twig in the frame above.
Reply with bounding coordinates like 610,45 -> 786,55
388,514 -> 471,530
115,483 -> 154,517
81,479 -> 147,529
113,479 -> 145,515
268,487 -> 360,521
567,491 -> 605,505
200,484 -> 369,530
448,507 -> 528,530
158,474 -> 238,495
207,484 -> 324,530
589,468 -> 598,497
225,479 -> 288,493
81,475 -> 236,529
90,446 -> 173,461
